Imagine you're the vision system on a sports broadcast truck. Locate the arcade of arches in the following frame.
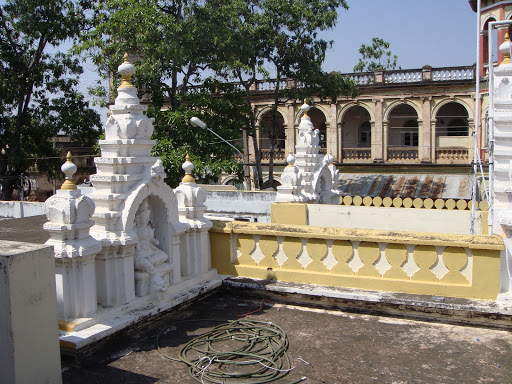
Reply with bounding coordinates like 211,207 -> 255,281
250,98 -> 473,166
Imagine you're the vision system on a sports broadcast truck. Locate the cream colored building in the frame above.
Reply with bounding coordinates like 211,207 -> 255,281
238,65 -> 480,193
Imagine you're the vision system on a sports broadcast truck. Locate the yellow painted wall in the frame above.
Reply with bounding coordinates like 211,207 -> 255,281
210,220 -> 503,300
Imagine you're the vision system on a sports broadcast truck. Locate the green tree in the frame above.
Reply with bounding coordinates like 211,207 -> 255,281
0,0 -> 101,200
211,0 -> 357,188
79,0 -> 248,188
353,37 -> 399,72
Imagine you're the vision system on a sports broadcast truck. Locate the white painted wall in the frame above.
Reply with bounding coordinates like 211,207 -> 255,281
205,191 -> 276,222
307,204 -> 482,235
0,241 -> 61,384
0,201 -> 45,218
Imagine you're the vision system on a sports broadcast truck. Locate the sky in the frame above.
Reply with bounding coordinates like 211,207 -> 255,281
80,0 -> 479,118
321,0 -> 477,72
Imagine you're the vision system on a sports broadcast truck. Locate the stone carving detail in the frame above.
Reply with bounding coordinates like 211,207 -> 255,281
134,199 -> 169,292
277,103 -> 340,203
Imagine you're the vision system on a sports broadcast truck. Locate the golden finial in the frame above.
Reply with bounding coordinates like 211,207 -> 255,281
118,53 -> 135,88
60,151 -> 77,190
300,102 -> 311,118
181,154 -> 196,184
500,33 -> 512,66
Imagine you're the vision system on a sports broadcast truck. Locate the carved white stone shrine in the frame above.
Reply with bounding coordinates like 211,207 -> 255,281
492,35 -> 512,304
46,55 -> 219,350
276,103 -> 340,204
44,152 -> 101,320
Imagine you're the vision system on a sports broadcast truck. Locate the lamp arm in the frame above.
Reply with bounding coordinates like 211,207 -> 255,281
204,125 -> 243,159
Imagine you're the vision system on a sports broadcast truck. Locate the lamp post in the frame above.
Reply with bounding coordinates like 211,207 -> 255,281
190,117 -> 251,190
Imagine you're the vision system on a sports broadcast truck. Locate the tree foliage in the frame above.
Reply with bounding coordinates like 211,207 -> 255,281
80,0 -> 251,188
0,0 -> 101,200
79,0 -> 356,189
353,37 -> 399,72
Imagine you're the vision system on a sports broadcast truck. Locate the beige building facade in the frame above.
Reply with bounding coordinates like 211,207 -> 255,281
240,65 -> 480,191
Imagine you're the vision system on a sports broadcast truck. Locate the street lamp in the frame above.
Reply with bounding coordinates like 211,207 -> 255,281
190,117 -> 251,190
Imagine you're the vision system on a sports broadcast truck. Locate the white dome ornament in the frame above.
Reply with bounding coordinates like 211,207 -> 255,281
182,154 -> 195,184
286,151 -> 296,166
300,103 -> 311,119
61,151 -> 77,190
115,53 -> 139,105
499,33 -> 512,66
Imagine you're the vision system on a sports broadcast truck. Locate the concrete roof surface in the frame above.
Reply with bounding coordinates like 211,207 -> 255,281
0,215 -> 49,244
62,291 -> 512,384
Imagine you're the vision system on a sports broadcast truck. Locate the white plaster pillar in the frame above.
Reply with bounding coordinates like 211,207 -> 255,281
492,37 -> 512,304
327,103 -> 338,162
44,153 -> 101,320
372,99 -> 384,162
0,241 -> 62,384
175,155 -> 213,278
420,97 -> 432,163
286,103 -> 296,153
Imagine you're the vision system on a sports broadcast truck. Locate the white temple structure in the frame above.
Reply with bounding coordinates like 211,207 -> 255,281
276,103 -> 341,204
44,55 -> 219,348
493,34 -> 512,304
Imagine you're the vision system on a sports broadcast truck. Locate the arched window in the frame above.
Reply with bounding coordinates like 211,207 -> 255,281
341,105 -> 371,148
387,104 -> 419,162
435,102 -> 469,137
308,107 -> 327,151
482,17 -> 498,69
388,104 -> 418,148
259,110 -> 285,152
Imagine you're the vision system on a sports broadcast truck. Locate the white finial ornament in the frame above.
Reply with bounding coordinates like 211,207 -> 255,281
118,53 -> 136,88
286,151 -> 296,166
499,33 -> 512,66
300,103 -> 311,118
115,53 -> 139,105
182,154 -> 195,183
61,151 -> 77,190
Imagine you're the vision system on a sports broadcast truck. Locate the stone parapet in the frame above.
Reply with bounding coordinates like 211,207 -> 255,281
210,220 -> 503,300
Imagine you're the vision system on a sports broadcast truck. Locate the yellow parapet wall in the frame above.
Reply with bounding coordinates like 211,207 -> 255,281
210,220 -> 504,300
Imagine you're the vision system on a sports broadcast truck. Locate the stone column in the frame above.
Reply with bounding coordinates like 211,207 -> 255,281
0,241 -> 62,384
175,155 -> 213,278
420,97 -> 432,163
373,99 -> 384,162
286,103 -> 296,152
328,103 -> 338,162
44,152 -> 101,320
493,35 -> 512,304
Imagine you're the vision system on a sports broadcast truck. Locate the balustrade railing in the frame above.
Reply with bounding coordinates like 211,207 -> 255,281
385,69 -> 422,84
221,65 -> 476,94
260,149 -> 286,161
387,147 -> 419,162
210,220 -> 503,300
342,148 -> 372,162
432,66 -> 474,81
435,149 -> 469,162
347,73 -> 374,85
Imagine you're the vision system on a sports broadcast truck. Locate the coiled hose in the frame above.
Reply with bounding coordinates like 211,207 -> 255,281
156,319 -> 305,384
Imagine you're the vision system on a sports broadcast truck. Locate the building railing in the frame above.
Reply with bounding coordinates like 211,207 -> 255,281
387,147 -> 419,162
224,65 -> 476,92
342,148 -> 372,162
432,66 -> 474,81
435,149 -> 469,163
260,149 -> 286,161
210,220 -> 503,300
385,69 -> 422,84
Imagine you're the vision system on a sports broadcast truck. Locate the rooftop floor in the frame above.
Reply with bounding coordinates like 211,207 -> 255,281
62,289 -> 512,384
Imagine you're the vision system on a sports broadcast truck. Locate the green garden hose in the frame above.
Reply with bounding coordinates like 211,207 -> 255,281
156,319 -> 305,384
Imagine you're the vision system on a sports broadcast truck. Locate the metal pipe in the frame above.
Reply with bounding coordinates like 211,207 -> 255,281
471,0 -> 481,235
190,117 -> 249,190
